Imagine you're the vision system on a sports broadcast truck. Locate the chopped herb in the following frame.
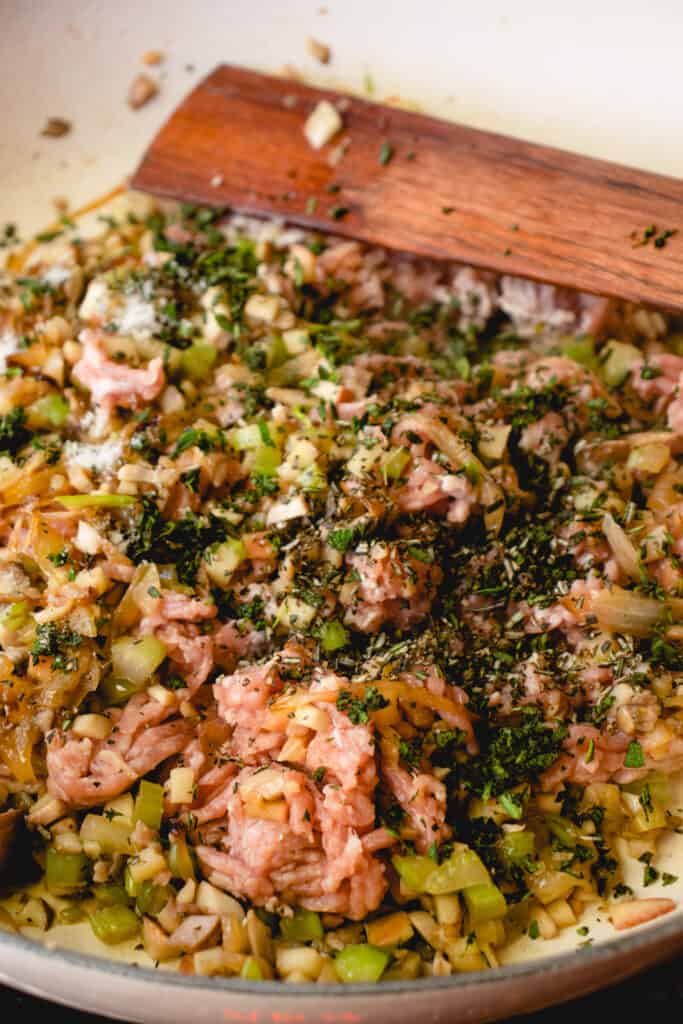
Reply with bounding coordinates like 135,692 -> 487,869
624,740 -> 645,769
329,205 -> 349,221
336,685 -> 389,725
379,141 -> 394,166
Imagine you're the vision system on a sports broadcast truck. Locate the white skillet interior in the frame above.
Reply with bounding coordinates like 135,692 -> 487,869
1,0 -> 683,969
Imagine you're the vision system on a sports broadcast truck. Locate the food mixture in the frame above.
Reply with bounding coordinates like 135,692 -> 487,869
0,194 -> 682,983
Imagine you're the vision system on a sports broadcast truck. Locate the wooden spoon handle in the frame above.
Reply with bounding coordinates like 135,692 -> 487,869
132,64 -> 683,311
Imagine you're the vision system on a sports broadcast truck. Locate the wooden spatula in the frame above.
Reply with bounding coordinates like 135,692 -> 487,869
132,64 -> 683,311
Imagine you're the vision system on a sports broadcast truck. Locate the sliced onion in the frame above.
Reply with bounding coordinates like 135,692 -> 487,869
602,513 -> 640,580
592,585 -> 664,637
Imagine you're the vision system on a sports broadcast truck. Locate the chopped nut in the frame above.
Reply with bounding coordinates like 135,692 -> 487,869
304,100 -> 343,150
307,37 -> 331,64
41,118 -> 71,138
210,174 -> 224,188
128,73 -> 159,110
141,49 -> 164,66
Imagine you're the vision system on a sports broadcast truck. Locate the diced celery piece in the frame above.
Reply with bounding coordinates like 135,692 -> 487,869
93,883 -> 130,907
58,904 -> 85,925
545,815 -> 581,848
463,883 -> 507,925
89,905 -> 140,945
383,446 -> 411,482
124,865 -> 137,899
392,854 -> 437,893
181,343 -> 217,381
600,340 -> 641,388
1,601 -> 30,632
249,445 -> 281,475
230,424 -> 262,451
135,880 -> 171,916
266,334 -> 289,369
57,494 -> 136,508
320,619 -> 348,653
204,537 -> 246,587
299,463 -> 327,493
335,944 -> 389,984
623,771 -> 671,807
28,394 -> 70,428
80,814 -> 132,854
241,957 -> 264,980
111,636 -> 167,686
499,830 -> 535,865
134,780 -> 165,831
168,833 -> 196,880
425,848 -> 490,895
100,675 -> 147,706
562,336 -> 596,369
45,848 -> 89,895
280,909 -> 324,943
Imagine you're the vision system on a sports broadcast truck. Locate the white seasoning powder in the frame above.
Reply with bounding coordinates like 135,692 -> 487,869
63,439 -> 123,474
42,265 -> 72,288
117,295 -> 158,338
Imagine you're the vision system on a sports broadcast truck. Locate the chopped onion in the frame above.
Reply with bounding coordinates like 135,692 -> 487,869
592,585 -> 664,637
304,100 -> 343,150
602,513 -> 640,580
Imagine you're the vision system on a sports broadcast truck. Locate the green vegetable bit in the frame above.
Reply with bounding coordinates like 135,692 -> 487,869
280,909 -> 323,942
133,779 -> 165,830
463,882 -> 507,924
335,944 -> 389,984
45,848 -> 89,895
89,905 -> 140,945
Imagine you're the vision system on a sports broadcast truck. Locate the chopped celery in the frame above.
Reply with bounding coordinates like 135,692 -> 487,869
1,601 -> 30,632
204,538 -> 246,587
561,336 -> 596,369
320,619 -> 349,652
93,883 -> 130,907
56,494 -> 136,508
58,904 -> 85,925
600,340 -> 641,388
230,424 -> 262,451
335,944 -> 389,984
249,445 -> 281,475
28,394 -> 70,428
80,813 -> 132,854
241,957 -> 264,980
463,883 -> 507,925
168,833 -> 196,880
391,854 -> 436,893
299,463 -> 327,493
45,848 -> 89,895
383,446 -> 410,482
111,635 -> 167,686
124,865 -> 137,899
545,815 -> 581,848
499,830 -> 535,865
100,674 -> 146,706
180,343 -> 217,381
623,772 -> 671,807
425,847 -> 490,895
266,334 -> 289,369
135,880 -> 171,916
280,909 -> 323,942
134,779 -> 164,831
89,905 -> 140,945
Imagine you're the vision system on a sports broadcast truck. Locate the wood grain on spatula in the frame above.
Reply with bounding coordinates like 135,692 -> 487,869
132,64 -> 683,311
